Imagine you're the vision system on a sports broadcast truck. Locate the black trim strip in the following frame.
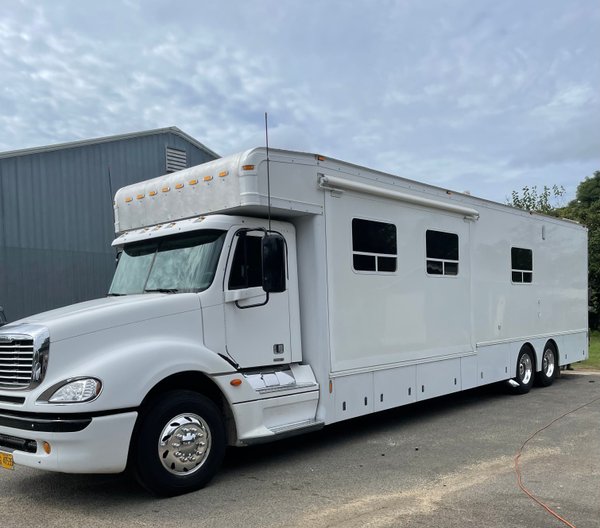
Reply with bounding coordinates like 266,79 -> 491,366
0,432 -> 37,453
0,413 -> 91,433
0,407 -> 138,433
0,395 -> 25,404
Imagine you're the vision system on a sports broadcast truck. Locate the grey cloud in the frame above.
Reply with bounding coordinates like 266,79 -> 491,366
0,0 -> 598,204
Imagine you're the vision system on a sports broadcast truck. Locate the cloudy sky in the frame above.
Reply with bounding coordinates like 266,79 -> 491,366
1,0 -> 598,203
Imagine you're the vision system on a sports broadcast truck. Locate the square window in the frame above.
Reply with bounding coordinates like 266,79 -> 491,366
352,219 -> 397,273
426,230 -> 459,276
511,247 -> 533,283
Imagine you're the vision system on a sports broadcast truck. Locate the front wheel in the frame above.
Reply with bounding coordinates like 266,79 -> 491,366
132,390 -> 225,496
510,346 -> 535,394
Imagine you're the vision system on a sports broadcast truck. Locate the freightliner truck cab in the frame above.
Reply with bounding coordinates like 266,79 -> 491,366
0,150 -> 322,496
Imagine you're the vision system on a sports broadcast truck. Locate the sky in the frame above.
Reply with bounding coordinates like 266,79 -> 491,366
0,0 -> 599,204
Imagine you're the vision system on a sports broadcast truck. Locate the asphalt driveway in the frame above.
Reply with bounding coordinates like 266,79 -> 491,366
1,371 -> 598,528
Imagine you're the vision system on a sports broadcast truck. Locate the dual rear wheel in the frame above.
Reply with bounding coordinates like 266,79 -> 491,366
511,343 -> 557,394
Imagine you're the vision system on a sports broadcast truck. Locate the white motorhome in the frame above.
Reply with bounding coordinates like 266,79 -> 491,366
0,148 -> 588,495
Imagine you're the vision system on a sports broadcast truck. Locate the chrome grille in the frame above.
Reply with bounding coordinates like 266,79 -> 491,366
0,338 -> 35,388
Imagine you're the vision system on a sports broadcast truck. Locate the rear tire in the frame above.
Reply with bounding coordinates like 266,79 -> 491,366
510,346 -> 535,394
132,390 -> 225,496
536,343 -> 557,387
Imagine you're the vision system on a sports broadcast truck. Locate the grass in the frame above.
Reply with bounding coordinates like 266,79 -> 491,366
573,331 -> 600,370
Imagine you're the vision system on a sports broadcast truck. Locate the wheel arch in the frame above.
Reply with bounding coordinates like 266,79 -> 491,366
521,342 -> 538,372
541,339 -> 559,371
536,339 -> 559,386
128,371 -> 237,467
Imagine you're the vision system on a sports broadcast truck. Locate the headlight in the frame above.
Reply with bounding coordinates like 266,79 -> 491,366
47,378 -> 102,403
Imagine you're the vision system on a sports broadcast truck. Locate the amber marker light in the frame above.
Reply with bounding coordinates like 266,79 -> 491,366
42,442 -> 51,454
175,183 -> 184,189
203,175 -> 213,182
230,378 -> 242,387
149,190 -> 157,197
316,155 -> 325,161
125,197 -> 133,203
189,179 -> 198,185
136,194 -> 145,200
161,186 -> 170,193
242,164 -> 255,171
329,380 -> 333,393
219,170 -> 229,177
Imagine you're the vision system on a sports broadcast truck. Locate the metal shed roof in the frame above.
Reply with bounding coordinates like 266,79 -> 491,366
0,126 -> 220,160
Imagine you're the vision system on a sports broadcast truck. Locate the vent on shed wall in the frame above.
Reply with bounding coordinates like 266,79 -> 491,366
166,147 -> 187,173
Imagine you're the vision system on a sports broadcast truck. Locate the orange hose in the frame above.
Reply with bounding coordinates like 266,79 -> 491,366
514,394 -> 600,528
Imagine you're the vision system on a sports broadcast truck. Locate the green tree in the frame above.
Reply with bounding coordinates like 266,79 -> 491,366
507,185 -> 566,214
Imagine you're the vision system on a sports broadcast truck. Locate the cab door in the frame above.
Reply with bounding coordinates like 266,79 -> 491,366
223,230 -> 292,368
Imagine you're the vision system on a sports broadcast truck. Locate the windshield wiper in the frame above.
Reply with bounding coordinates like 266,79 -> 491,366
144,288 -> 179,294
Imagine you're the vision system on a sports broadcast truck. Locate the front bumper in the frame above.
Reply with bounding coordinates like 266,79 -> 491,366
0,409 -> 138,473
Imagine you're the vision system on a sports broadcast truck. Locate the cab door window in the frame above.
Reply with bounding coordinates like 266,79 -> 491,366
228,234 -> 263,290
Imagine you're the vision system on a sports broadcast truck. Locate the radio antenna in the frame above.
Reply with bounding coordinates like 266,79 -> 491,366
107,165 -> 117,256
265,112 -> 272,232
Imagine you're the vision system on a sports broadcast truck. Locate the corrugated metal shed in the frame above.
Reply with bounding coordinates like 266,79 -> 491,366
0,127 -> 218,321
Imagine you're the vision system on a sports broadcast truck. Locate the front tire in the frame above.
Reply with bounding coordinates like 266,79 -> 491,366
132,390 -> 225,496
511,346 -> 535,394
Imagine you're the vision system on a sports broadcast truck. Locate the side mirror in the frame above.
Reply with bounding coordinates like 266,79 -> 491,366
262,234 -> 286,293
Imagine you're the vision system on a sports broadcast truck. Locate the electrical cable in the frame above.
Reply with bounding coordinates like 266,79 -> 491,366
514,391 -> 600,528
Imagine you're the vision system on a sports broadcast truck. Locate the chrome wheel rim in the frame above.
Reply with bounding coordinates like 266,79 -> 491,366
158,413 -> 211,475
542,348 -> 555,378
519,354 -> 533,385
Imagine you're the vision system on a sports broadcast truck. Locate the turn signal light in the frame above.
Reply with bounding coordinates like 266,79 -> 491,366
242,165 -> 255,171
42,442 -> 51,454
230,378 -> 242,387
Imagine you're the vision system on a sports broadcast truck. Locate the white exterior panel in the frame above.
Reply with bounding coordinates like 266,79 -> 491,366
324,189 -> 473,373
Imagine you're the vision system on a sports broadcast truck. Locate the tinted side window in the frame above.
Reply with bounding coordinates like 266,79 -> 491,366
228,235 -> 263,289
426,230 -> 459,276
511,247 -> 533,283
352,219 -> 397,273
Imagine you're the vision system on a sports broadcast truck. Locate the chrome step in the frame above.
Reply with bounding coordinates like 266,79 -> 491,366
270,419 -> 324,435
256,381 -> 318,395
244,419 -> 324,445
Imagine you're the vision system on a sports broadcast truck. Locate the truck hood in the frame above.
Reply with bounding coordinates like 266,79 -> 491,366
1,294 -> 202,342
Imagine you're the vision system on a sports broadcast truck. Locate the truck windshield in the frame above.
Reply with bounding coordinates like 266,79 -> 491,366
109,230 -> 226,295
